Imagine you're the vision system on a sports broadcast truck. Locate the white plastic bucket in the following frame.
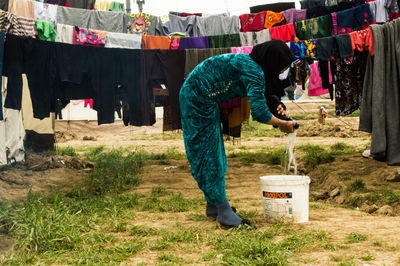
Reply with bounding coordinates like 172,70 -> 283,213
260,175 -> 311,223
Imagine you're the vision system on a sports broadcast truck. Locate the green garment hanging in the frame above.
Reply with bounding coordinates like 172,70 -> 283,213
35,20 -> 56,42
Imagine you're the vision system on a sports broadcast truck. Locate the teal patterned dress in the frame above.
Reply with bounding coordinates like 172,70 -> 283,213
179,53 -> 272,205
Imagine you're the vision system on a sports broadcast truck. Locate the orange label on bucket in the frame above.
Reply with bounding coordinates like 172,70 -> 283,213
263,191 -> 292,199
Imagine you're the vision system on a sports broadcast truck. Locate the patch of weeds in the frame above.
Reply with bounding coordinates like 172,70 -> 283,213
115,221 -> 128,232
300,144 -> 335,169
150,239 -> 170,251
347,179 -> 366,192
141,192 -> 202,213
381,190 -> 400,204
331,142 -> 349,151
346,109 -> 360,117
347,232 -> 367,243
372,239 -> 383,247
338,175 -> 352,181
200,251 -> 218,261
339,261 -> 355,266
310,203 -> 328,210
161,226 -> 202,243
228,148 -> 287,166
187,213 -> 208,222
236,210 -> 259,219
346,196 -> 361,208
130,225 -> 158,237
365,193 -> 379,204
342,157 -> 350,161
158,253 -> 184,263
84,149 -> 142,196
56,146 -> 77,157
83,146 -> 105,161
361,254 -> 374,261
151,186 -> 170,197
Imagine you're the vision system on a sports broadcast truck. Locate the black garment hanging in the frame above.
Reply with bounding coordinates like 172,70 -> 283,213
250,2 -> 295,13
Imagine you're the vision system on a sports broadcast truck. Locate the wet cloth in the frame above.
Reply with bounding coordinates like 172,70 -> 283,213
73,27 -> 107,47
334,51 -> 368,116
337,3 -> 374,34
109,2 -> 124,12
308,62 -> 331,96
264,11 -> 285,29
208,34 -> 240,48
65,0 -> 95,9
105,32 -> 141,49
35,20 -> 56,41
269,23 -> 296,42
55,23 -> 73,43
0,0 -> 8,11
184,48 -> 231,77
294,15 -> 333,40
34,2 -> 57,25
180,53 -> 272,205
125,13 -> 159,35
0,31 -> 4,120
349,28 -> 374,55
8,0 -> 35,18
178,36 -> 209,50
94,0 -> 110,11
316,35 -> 354,61
282,8 -> 307,23
0,10 -> 22,35
142,35 -> 171,49
239,29 -> 271,46
57,6 -> 125,33
156,14 -> 198,37
196,15 -> 240,36
239,11 -> 266,32
16,17 -> 36,37
359,21 -> 400,165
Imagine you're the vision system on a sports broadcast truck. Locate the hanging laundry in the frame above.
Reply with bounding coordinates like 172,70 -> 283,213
64,0 -> 95,10
294,15 -> 333,40
308,61 -> 331,96
196,15 -> 241,36
105,32 -> 142,49
178,36 -> 209,50
142,35 -> 171,49
250,2 -> 295,13
306,6 -> 334,19
109,2 -> 124,12
300,0 -> 321,10
125,13 -> 159,35
184,48 -> 231,77
73,26 -> 107,47
269,23 -> 296,42
34,2 -> 57,25
239,11 -> 267,32
94,0 -> 111,11
170,11 -> 202,17
239,29 -> 271,46
282,8 -> 307,23
349,28 -> 375,55
16,16 -> 36,37
334,51 -> 368,116
170,37 -> 180,49
374,0 -> 390,22
44,0 -> 67,6
0,31 -> 4,120
8,0 -> 35,19
157,50 -> 185,131
55,23 -> 73,43
208,34 -> 241,48
264,11 -> 285,29
316,35 -> 354,61
231,46 -> 253,54
0,0 -> 8,11
84,99 -> 93,108
156,14 -> 198,37
0,10 -> 23,35
57,6 -> 125,33
35,20 -> 56,41
359,20 -> 400,165
337,3 -> 374,34
331,12 -> 338,35
303,39 -> 318,59
289,41 -> 306,60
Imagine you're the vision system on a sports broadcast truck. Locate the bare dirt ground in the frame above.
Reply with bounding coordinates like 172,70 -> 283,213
1,102 -> 400,265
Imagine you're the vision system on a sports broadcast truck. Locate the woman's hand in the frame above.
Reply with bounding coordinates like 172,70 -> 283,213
276,104 -> 286,116
278,120 -> 296,134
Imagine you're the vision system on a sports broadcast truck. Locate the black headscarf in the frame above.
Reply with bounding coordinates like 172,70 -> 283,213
249,40 -> 295,119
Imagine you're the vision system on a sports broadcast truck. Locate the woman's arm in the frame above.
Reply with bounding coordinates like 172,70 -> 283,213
266,115 -> 296,133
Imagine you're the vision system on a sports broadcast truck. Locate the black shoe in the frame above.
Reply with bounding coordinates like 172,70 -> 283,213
207,206 -> 237,221
219,218 -> 257,230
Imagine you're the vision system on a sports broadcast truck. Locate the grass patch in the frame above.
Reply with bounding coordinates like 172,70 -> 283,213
347,232 -> 367,243
130,225 -> 158,237
347,179 -> 366,192
299,144 -> 335,169
361,254 -> 374,261
228,148 -> 287,166
338,175 -> 352,181
141,191 -> 202,213
56,146 -> 77,157
310,203 -> 328,210
242,118 -> 281,138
